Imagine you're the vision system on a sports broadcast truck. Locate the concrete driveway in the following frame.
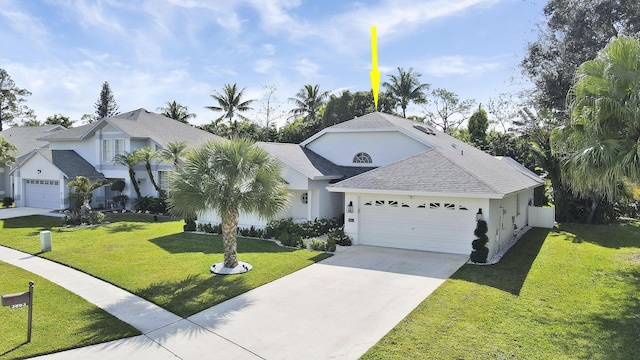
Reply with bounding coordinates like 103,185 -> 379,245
166,246 -> 468,360
32,246 -> 468,360
0,207 -> 63,219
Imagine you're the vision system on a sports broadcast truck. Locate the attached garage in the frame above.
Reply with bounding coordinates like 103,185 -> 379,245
24,179 -> 61,209
358,197 -> 476,254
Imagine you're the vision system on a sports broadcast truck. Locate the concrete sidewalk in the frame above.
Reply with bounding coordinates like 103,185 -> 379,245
0,207 -> 65,219
2,244 -> 467,359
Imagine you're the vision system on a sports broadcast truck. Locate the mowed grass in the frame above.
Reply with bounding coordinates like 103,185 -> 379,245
0,262 -> 140,360
0,214 -> 331,318
362,222 -> 640,359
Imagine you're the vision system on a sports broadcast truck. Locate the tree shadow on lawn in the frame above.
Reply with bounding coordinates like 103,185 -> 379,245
450,227 -> 549,296
554,221 -> 640,249
149,233 -> 300,255
137,274 -> 253,318
106,223 -> 146,233
1,215 -> 61,230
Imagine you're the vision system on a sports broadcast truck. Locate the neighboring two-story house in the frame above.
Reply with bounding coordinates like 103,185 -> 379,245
10,109 -> 220,209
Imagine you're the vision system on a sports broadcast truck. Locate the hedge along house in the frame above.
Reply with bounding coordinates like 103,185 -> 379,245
10,109 -> 220,209
200,112 -> 545,259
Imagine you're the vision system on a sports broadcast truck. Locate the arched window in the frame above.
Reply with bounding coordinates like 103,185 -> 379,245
353,152 -> 372,164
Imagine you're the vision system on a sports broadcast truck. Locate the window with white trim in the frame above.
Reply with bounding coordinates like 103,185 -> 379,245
353,152 -> 372,164
102,139 -> 113,162
158,171 -> 169,191
115,139 -> 125,157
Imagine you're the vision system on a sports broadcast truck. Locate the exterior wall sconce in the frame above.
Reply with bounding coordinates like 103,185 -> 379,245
476,208 -> 483,221
347,201 -> 354,213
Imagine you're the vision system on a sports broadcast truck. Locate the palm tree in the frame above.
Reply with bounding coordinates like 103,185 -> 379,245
563,34 -> 640,204
160,141 -> 187,167
288,84 -> 330,121
114,152 -> 142,198
157,101 -> 196,124
168,138 -> 289,269
383,67 -> 430,118
67,176 -> 111,223
134,146 -> 163,195
206,84 -> 255,128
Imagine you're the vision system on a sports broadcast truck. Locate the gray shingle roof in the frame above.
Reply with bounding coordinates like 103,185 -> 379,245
258,142 -> 374,180
39,109 -> 221,148
1,125 -> 63,158
39,150 -> 104,179
326,112 -> 543,197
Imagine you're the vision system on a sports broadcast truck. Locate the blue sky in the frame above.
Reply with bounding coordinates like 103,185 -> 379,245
0,0 -> 545,127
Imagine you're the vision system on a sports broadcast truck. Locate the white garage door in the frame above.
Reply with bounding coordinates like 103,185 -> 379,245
359,198 -> 475,254
24,179 -> 60,209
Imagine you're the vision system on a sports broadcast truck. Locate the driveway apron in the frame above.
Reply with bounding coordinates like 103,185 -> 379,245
8,245 -> 467,360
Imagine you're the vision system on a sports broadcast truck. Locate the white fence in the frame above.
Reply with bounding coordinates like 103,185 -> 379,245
528,206 -> 555,228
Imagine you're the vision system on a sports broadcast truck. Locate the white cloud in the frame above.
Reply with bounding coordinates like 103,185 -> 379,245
254,59 -> 275,74
0,1 -> 50,50
263,43 -> 276,55
295,58 -> 320,79
421,55 -> 503,77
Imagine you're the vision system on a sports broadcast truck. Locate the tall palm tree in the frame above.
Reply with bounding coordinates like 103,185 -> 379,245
114,152 -> 142,198
160,140 -> 187,167
288,84 -> 330,121
383,67 -> 430,118
157,101 -> 196,124
206,84 -> 255,127
168,138 -> 289,269
134,146 -> 163,195
563,34 -> 640,203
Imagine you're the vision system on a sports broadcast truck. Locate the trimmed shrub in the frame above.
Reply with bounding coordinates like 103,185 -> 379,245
89,211 -> 106,224
328,226 -> 352,246
308,237 -> 336,252
2,196 -> 13,207
184,219 -> 197,232
470,220 -> 489,263
279,232 -> 303,248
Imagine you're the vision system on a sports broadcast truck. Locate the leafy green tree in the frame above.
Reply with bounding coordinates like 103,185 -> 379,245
157,101 -> 196,124
94,81 -> 120,120
468,107 -> 489,148
562,35 -> 640,206
20,118 -> 41,126
114,152 -> 142,198
168,139 -> 289,268
45,114 -> 74,128
383,67 -> 429,118
288,84 -> 330,122
206,83 -> 255,127
160,141 -> 187,167
0,68 -> 32,131
521,0 -> 640,121
0,136 -> 17,165
134,146 -> 163,195
425,88 -> 475,133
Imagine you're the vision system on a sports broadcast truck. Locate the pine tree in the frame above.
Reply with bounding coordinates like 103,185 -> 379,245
94,81 -> 119,120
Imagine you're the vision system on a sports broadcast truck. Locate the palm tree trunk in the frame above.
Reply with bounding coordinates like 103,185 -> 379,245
221,210 -> 239,268
129,168 -> 141,198
586,196 -> 599,224
145,162 -> 163,195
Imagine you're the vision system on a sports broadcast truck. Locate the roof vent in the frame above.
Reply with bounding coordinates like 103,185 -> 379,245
451,143 -> 457,149
413,124 -> 436,135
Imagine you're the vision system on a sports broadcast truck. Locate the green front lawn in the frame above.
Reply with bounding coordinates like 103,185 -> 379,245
0,262 -> 140,360
362,222 -> 640,359
0,215 -> 331,318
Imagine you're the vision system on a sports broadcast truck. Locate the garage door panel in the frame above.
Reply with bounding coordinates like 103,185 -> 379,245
360,198 -> 474,254
24,179 -> 60,209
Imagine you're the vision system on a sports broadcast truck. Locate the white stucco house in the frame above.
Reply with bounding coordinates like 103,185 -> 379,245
199,112 -> 545,259
10,109 -> 220,209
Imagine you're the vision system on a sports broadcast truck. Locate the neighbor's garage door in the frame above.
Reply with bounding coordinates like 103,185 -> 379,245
24,179 -> 60,209
359,198 -> 475,254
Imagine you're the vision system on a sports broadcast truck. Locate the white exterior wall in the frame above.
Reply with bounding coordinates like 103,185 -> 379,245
487,188 -> 534,259
49,140 -> 97,165
306,131 -> 428,167
12,153 -> 66,208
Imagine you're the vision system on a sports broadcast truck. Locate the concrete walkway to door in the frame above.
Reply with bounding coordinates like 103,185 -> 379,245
20,246 -> 467,360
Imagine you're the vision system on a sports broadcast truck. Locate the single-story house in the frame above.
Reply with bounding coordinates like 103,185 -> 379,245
200,112 -> 545,259
10,109 -> 220,209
